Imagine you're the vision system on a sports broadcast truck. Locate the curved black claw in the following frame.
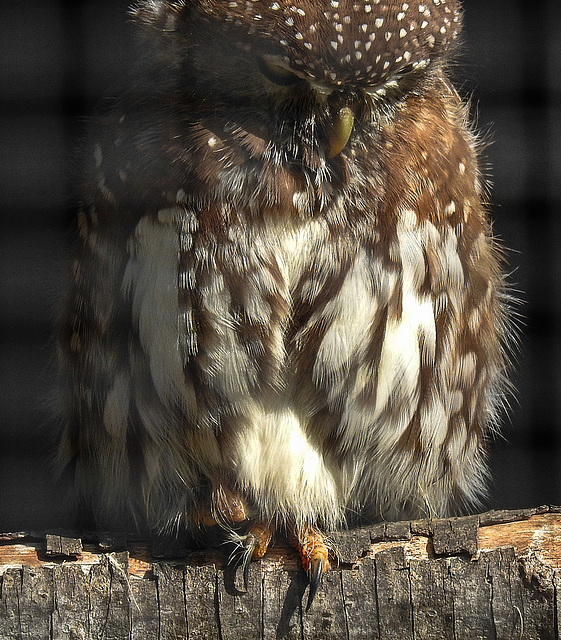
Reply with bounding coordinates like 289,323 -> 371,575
226,532 -> 256,592
240,534 -> 257,591
306,557 -> 325,612
241,550 -> 253,590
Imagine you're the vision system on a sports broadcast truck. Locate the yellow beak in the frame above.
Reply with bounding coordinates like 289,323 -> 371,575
327,106 -> 355,158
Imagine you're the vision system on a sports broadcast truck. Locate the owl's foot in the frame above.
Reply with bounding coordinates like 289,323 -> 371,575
193,485 -> 274,588
234,522 -> 274,589
194,488 -> 328,609
291,525 -> 330,611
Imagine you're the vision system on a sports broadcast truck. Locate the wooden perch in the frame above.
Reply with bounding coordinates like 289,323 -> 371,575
1,506 -> 560,639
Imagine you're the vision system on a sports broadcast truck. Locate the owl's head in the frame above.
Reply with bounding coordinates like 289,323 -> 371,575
132,0 -> 461,162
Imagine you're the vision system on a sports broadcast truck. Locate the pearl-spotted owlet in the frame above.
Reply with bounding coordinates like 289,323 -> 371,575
57,0 -> 510,607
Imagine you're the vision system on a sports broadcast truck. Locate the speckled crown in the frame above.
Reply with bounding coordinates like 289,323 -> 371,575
195,0 -> 462,87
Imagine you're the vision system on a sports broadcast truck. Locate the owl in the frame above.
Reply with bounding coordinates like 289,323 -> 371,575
58,0 -> 508,607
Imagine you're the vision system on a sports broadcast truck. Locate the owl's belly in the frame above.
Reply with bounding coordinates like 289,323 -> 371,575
220,218 -> 431,524
200,221 -> 424,526
219,216 -> 468,522
210,219 -> 355,525
228,406 -> 347,528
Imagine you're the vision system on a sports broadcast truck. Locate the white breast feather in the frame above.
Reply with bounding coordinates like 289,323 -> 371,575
123,211 -> 193,410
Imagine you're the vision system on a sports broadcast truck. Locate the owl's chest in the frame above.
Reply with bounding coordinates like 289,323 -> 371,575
128,210 -> 444,411
170,214 -> 372,395
217,216 -> 357,325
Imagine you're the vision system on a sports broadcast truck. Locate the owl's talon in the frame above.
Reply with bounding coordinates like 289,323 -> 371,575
291,524 -> 330,610
216,484 -> 249,523
230,522 -> 274,589
241,541 -> 253,590
306,556 -> 325,611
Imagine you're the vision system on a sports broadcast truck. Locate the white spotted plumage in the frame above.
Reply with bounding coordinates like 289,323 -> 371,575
58,0 -> 509,563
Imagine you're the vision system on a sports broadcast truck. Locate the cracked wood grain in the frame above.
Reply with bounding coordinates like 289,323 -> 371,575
0,507 -> 560,639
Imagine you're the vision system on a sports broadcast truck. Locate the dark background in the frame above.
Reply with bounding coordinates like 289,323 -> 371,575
1,1 -> 559,532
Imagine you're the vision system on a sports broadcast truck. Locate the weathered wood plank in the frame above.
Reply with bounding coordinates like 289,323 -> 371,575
217,561 -> 263,640
89,554 -> 133,640
518,553 -> 556,640
374,547 -> 414,640
340,557 -> 379,640
301,569 -> 347,639
51,564 -> 90,640
154,564 -> 189,640
409,557 -> 454,640
485,547 -> 524,640
184,565 -> 220,639
448,554 -> 494,639
262,566 -> 304,640
129,569 -> 159,639
0,568 -> 23,640
0,507 -> 560,639
46,535 -> 83,558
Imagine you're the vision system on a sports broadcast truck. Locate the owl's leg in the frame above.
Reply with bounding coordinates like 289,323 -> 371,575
291,524 -> 330,610
194,481 -> 249,527
194,483 -> 273,588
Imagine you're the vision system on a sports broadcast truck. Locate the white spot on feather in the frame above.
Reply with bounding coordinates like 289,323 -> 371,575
419,398 -> 448,448
399,208 -> 418,230
374,222 -> 438,421
313,252 -> 374,388
123,212 -> 195,410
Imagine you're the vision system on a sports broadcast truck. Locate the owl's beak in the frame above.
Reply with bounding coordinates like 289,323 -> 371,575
326,105 -> 355,158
